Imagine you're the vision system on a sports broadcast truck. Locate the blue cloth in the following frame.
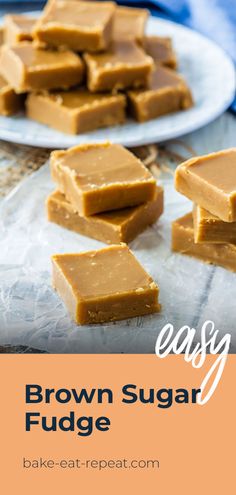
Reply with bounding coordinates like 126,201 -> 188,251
1,1 -> 236,111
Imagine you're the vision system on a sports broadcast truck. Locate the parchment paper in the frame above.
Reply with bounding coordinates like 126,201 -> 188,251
0,165 -> 235,353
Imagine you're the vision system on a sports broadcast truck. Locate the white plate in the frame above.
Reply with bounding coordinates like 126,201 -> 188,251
0,15 -> 235,148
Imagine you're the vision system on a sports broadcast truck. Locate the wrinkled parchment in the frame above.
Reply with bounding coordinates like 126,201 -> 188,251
0,165 -> 235,353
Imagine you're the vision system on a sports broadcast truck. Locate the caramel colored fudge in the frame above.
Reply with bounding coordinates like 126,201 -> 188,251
47,186 -> 163,244
113,6 -> 148,43
84,40 -> 153,92
26,89 -> 126,134
172,213 -> 236,272
51,142 -> 156,216
144,36 -> 177,69
52,244 -> 160,324
193,205 -> 236,244
33,0 -> 115,52
128,66 -> 193,122
0,74 -> 24,116
0,26 -> 4,46
4,14 -> 35,45
175,149 -> 236,222
0,43 -> 84,93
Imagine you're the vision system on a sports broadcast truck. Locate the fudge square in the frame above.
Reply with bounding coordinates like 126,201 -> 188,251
26,89 -> 126,134
175,149 -> 236,222
33,0 -> 115,52
193,205 -> 236,244
0,26 -> 4,46
50,142 -> 156,216
4,14 -> 35,45
172,212 -> 236,272
0,75 -> 24,116
47,185 -> 163,244
0,43 -> 84,93
128,66 -> 193,122
52,244 -> 160,324
84,40 -> 153,93
113,6 -> 149,43
143,36 -> 177,69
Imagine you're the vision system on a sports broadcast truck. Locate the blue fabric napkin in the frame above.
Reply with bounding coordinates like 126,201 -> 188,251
1,0 -> 236,111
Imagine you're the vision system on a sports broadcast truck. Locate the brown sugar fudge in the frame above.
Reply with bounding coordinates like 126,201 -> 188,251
0,26 -> 4,46
52,244 -> 160,324
4,14 -> 35,45
0,43 -> 84,93
175,149 -> 236,222
128,66 -> 193,122
144,36 -> 177,69
26,89 -> 126,134
0,74 -> 24,116
172,213 -> 236,272
33,0 -> 115,52
193,205 -> 236,244
47,185 -> 163,244
113,6 -> 148,43
51,142 -> 156,216
84,40 -> 153,92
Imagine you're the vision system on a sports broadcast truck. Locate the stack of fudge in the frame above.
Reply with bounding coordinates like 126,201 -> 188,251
172,148 -> 236,272
0,0 -> 193,134
48,141 -> 163,324
47,141 -> 164,244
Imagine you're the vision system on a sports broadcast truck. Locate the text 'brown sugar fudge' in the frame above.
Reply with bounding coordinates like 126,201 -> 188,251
52,244 -> 160,324
50,142 -> 156,216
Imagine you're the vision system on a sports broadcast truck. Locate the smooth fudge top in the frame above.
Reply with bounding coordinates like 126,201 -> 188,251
84,39 -> 153,69
1,43 -> 83,70
52,244 -> 156,300
150,66 -> 187,91
128,66 -> 191,96
38,89 -> 125,109
175,148 -> 236,222
179,149 -> 236,194
4,14 -> 35,34
144,36 -> 176,67
36,0 -> 115,32
51,142 -> 155,192
113,6 -> 148,41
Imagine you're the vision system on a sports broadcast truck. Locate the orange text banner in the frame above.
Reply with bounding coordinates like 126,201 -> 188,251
0,354 -> 235,494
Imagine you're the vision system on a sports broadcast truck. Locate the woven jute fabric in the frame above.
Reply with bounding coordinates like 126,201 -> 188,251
0,141 -> 51,198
